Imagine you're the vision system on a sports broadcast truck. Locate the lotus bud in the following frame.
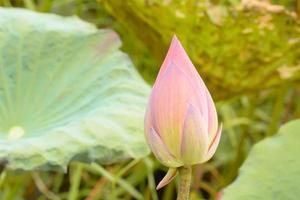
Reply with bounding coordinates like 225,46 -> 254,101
144,35 -> 222,189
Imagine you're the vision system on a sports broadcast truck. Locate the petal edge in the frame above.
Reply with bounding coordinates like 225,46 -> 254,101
156,168 -> 178,190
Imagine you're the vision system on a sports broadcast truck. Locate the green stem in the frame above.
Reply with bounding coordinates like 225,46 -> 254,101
68,163 -> 83,200
177,166 -> 192,200
266,85 -> 288,136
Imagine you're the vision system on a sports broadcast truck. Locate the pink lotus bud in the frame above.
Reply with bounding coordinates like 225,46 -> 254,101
144,35 -> 222,189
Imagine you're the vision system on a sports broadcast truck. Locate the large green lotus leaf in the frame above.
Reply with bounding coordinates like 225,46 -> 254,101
0,8 -> 150,170
223,119 -> 300,199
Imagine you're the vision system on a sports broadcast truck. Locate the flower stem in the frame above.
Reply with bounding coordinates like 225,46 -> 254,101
177,166 -> 192,200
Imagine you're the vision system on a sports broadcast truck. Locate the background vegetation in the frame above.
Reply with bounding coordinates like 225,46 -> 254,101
0,0 -> 299,199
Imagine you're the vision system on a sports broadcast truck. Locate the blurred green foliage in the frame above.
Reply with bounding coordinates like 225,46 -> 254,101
101,0 -> 300,100
0,0 -> 300,200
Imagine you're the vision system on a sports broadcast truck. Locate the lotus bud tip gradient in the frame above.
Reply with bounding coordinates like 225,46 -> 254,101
144,35 -> 222,199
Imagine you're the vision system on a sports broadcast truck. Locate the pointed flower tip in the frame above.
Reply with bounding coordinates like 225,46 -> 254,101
170,34 -> 181,48
168,34 -> 192,65
172,34 -> 178,41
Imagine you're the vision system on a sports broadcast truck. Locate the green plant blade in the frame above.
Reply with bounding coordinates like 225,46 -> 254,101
223,119 -> 300,200
0,8 -> 150,170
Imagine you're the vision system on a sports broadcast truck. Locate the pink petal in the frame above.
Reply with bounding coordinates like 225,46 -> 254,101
149,63 -> 201,158
156,35 -> 210,125
161,35 -> 218,140
156,168 -> 178,190
206,89 -> 219,138
145,35 -> 222,167
181,104 -> 209,164
158,35 -> 201,85
145,125 -> 182,167
203,124 -> 222,162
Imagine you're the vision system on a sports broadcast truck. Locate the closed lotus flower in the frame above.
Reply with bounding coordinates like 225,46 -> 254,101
144,35 -> 222,193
